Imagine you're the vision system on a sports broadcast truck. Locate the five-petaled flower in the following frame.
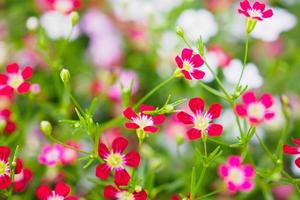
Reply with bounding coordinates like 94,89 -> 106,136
283,138 -> 300,168
175,48 -> 205,80
96,137 -> 140,186
46,0 -> 81,14
177,97 -> 223,140
235,91 -> 275,125
103,185 -> 147,200
238,0 -> 273,21
218,156 -> 255,193
36,182 -> 77,200
38,144 -> 64,167
0,63 -> 33,96
0,146 -> 23,190
123,105 -> 166,134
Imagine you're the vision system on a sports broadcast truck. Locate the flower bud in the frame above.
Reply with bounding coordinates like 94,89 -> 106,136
176,26 -> 184,37
134,185 -> 142,192
60,68 -> 70,84
70,11 -> 80,27
40,121 -> 52,136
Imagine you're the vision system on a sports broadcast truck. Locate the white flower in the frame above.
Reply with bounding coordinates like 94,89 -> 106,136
176,9 -> 218,42
251,8 -> 297,42
26,16 -> 39,31
223,59 -> 263,89
202,52 -> 218,83
40,11 -> 79,40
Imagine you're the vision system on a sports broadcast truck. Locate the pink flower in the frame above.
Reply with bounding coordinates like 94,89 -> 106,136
0,63 -> 33,96
36,182 -> 77,200
38,144 -> 63,167
164,115 -> 188,141
177,97 -> 223,140
103,185 -> 147,200
283,138 -> 300,168
101,128 -> 123,146
175,48 -> 205,80
43,0 -> 80,14
95,137 -> 140,186
235,91 -> 275,125
0,109 -> 16,134
123,105 -> 166,134
208,45 -> 231,68
218,156 -> 255,193
61,141 -> 79,165
238,0 -> 273,21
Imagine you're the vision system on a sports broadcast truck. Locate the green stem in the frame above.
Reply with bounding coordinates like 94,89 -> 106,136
191,166 -> 207,199
237,31 -> 249,88
255,132 -> 277,163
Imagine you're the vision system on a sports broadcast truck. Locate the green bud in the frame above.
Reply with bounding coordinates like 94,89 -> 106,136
40,121 -> 52,136
197,37 -> 205,57
164,104 -> 174,113
60,68 -> 70,84
137,129 -> 147,144
70,11 -> 80,27
176,26 -> 184,37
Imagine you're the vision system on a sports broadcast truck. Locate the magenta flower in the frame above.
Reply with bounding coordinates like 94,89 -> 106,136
175,48 -> 205,80
38,144 -> 63,167
177,97 -> 223,140
218,156 -> 255,193
235,91 -> 275,125
238,0 -> 273,21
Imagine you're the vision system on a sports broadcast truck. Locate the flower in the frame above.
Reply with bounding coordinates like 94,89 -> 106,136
36,182 -> 77,200
0,146 -> 23,190
38,144 -> 64,167
123,105 -> 166,134
218,156 -> 255,193
61,141 -> 79,165
45,0 -> 80,14
0,63 -> 33,95
103,185 -> 147,200
0,109 -> 16,134
96,137 -> 140,186
13,168 -> 33,192
235,91 -> 275,125
238,0 -> 273,21
177,97 -> 223,140
175,48 -> 205,80
283,138 -> 300,168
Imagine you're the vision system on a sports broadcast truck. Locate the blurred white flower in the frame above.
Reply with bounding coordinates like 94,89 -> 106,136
223,59 -> 263,90
40,11 -> 79,40
252,8 -> 297,42
26,16 -> 39,31
176,9 -> 218,42
202,52 -> 218,83
264,98 -> 285,131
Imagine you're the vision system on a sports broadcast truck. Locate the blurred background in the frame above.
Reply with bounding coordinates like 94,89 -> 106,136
1,0 -> 300,199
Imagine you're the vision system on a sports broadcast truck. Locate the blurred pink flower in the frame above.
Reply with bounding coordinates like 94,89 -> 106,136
61,141 -> 79,165
272,185 -> 293,200
38,144 -> 63,167
164,115 -> 188,142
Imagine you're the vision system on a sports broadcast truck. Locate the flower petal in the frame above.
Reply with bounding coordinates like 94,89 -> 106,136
133,190 -> 148,200
189,97 -> 205,115
253,2 -> 265,12
125,122 -> 140,129
144,126 -> 158,133
103,185 -> 118,199
262,9 -> 273,18
0,74 -> 8,84
140,104 -> 155,113
17,82 -> 30,94
152,115 -> 166,125
175,56 -> 183,68
186,128 -> 202,140
112,137 -> 128,153
35,184 -> 51,200
295,157 -> 300,168
206,123 -> 223,137
98,142 -> 110,159
240,0 -> 251,11
0,146 -> 10,161
123,107 -> 138,120
6,63 -> 19,74
218,164 -> 228,177
114,168 -> 130,186
260,93 -> 273,108
292,138 -> 300,146
240,180 -> 254,192
95,163 -> 111,179
235,104 -> 247,117
243,164 -> 255,177
191,54 -> 204,68
124,151 -> 140,168
191,70 -> 205,80
242,91 -> 256,105
228,156 -> 241,167
55,182 -> 70,197
181,48 -> 193,60
21,66 -> 33,80
181,70 -> 192,80
283,145 -> 300,155
177,112 -> 194,124
207,103 -> 222,120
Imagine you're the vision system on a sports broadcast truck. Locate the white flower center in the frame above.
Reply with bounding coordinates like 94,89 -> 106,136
106,153 -> 123,169
54,0 -> 73,13
247,103 -> 265,120
46,149 -> 60,162
8,74 -> 23,89
194,114 -> 211,130
47,192 -> 64,200
183,60 -> 193,72
132,115 -> 153,129
117,191 -> 134,200
0,160 -> 10,176
247,9 -> 262,18
228,168 -> 244,185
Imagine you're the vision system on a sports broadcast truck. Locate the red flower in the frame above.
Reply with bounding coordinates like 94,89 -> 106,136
238,0 -> 273,21
175,48 -> 205,80
103,185 -> 147,200
235,91 -> 275,125
13,168 -> 33,192
123,105 -> 165,134
283,138 -> 300,168
96,137 -> 140,186
0,63 -> 33,96
177,97 -> 223,140
36,182 -> 77,200
46,0 -> 81,14
0,109 -> 16,134
0,147 -> 23,190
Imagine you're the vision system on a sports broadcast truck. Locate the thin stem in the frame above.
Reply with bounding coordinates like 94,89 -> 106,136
198,81 -> 227,100
191,166 -> 207,199
255,132 -> 277,163
237,31 -> 249,87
